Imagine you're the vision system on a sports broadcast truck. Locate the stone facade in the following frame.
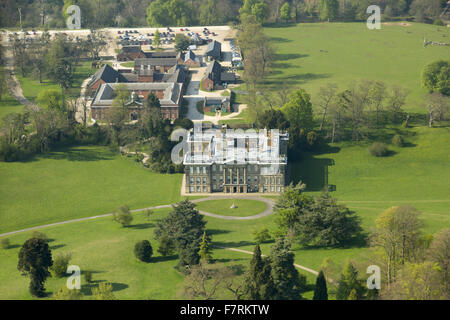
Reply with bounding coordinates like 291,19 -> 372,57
183,127 -> 289,194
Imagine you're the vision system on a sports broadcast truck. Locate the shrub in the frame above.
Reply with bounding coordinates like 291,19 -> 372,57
433,19 -> 444,26
252,228 -> 272,244
157,236 -> 176,257
92,282 -> 115,300
52,253 -> 72,278
392,134 -> 404,147
0,238 -> 10,249
113,205 -> 133,227
52,286 -> 82,300
368,142 -> 389,157
84,271 -> 93,283
134,240 -> 153,262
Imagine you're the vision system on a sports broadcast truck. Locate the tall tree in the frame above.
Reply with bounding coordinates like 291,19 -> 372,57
421,60 -> 450,97
199,231 -> 213,263
282,88 -> 314,132
336,261 -> 365,300
244,244 -> 275,299
18,238 -> 53,297
154,199 -> 206,270
318,0 -> 339,21
280,2 -> 291,22
269,238 -> 305,300
313,270 -> 328,300
427,228 -> 450,297
317,83 -> 337,131
371,206 -> 424,285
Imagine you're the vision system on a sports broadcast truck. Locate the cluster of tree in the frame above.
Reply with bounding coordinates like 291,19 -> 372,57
183,238 -> 308,300
274,182 -> 362,247
2,0 -> 448,29
243,239 -> 307,300
106,86 -> 191,173
154,199 -> 207,271
421,60 -> 450,127
286,0 -> 448,24
314,80 -> 411,143
370,206 -> 449,299
11,30 -> 106,83
0,91 -> 109,161
237,15 -> 274,112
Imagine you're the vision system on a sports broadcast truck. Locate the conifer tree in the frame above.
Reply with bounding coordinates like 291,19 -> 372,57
313,270 -> 328,300
336,262 -> 366,300
199,231 -> 213,263
269,238 -> 305,300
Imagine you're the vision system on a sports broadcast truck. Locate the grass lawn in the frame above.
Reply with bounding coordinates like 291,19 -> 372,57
0,92 -> 24,120
196,199 -> 267,217
120,62 -> 134,68
0,206 -> 314,300
0,145 -> 184,234
224,22 -> 450,118
262,22 -> 450,114
16,61 -> 95,103
0,125 -> 448,299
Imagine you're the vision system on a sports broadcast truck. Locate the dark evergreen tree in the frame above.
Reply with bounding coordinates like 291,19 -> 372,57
154,199 -> 206,270
17,238 -> 53,297
313,270 -> 328,300
336,262 -> 366,300
134,240 -> 153,262
244,244 -> 266,299
269,238 -> 305,300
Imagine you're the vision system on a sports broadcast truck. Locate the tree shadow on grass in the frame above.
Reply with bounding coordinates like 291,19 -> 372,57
213,240 -> 254,248
274,53 -> 309,61
290,156 -> 335,192
111,282 -> 129,292
208,229 -> 231,236
49,244 -> 66,250
269,36 -> 293,43
128,223 -> 154,230
152,255 -> 178,263
16,146 -> 116,163
214,257 -> 246,263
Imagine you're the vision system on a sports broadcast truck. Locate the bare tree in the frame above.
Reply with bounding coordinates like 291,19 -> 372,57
317,83 -> 337,131
367,81 -> 386,127
386,85 -> 408,123
426,92 -> 449,127
183,262 -> 225,300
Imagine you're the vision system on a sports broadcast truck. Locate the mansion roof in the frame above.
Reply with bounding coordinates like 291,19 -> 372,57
91,82 -> 182,108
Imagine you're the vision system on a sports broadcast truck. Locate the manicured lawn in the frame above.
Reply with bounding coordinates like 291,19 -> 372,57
120,62 -> 135,68
0,145 -> 184,233
291,125 -> 450,235
196,199 -> 267,217
0,125 -> 448,299
0,92 -> 24,120
16,61 -> 95,103
0,206 -> 314,300
255,22 -> 450,114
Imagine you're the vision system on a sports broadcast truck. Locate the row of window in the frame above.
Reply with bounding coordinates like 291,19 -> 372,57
189,186 -> 208,193
189,165 -> 261,175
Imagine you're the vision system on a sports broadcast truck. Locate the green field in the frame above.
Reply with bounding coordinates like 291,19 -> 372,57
1,22 -> 449,300
16,61 -> 95,103
0,146 -> 184,233
0,206 -> 317,300
196,199 -> 267,217
0,92 -> 24,120
0,125 -> 448,299
252,22 -> 450,114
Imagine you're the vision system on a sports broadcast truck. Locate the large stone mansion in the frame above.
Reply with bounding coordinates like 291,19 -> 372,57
183,126 -> 289,194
